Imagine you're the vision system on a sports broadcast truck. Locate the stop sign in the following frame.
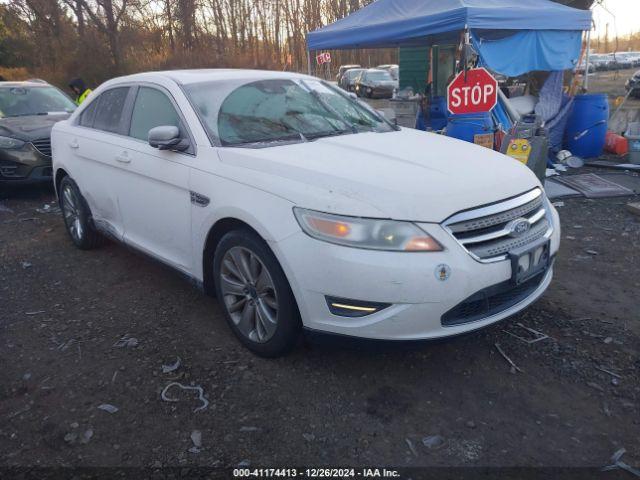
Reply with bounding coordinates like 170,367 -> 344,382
447,67 -> 498,115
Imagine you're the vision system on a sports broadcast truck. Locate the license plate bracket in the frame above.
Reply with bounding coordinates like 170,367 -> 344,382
509,238 -> 550,285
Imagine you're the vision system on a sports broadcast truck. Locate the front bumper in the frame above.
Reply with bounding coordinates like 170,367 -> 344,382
0,144 -> 52,184
271,205 -> 560,341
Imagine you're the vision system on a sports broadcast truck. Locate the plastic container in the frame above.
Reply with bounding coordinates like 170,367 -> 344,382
625,122 -> 640,164
430,96 -> 448,131
446,112 -> 494,143
604,131 -> 628,156
565,94 -> 609,158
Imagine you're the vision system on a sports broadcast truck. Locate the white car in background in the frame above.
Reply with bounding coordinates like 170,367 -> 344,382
51,69 -> 560,357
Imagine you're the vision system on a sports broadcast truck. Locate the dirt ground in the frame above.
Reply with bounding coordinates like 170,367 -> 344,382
0,177 -> 638,473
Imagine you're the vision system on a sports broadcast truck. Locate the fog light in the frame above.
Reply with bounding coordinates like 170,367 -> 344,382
326,296 -> 390,318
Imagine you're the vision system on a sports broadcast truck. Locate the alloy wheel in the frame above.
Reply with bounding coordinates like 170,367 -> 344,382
219,246 -> 279,343
61,184 -> 83,242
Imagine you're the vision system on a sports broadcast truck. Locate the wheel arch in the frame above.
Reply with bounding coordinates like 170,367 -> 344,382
54,167 -> 68,198
202,217 -> 264,296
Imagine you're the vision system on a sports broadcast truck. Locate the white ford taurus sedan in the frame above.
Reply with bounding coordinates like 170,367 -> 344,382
51,69 -> 560,357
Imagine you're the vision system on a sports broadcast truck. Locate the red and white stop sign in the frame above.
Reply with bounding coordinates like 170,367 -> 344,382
447,68 -> 498,115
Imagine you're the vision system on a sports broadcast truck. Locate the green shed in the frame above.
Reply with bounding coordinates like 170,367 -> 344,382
399,47 -> 430,94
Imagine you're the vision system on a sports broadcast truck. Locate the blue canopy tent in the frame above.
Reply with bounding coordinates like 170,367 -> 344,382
306,0 -> 592,76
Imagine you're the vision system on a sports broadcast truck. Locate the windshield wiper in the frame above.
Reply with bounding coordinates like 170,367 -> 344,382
306,88 -> 358,134
304,129 -> 353,140
227,133 -> 306,147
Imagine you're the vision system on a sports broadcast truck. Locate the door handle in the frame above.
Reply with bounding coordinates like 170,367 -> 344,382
69,139 -> 79,149
115,152 -> 131,164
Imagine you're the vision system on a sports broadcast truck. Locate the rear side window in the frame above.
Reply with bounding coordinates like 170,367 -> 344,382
93,87 -> 129,133
79,98 -> 98,127
129,87 -> 181,141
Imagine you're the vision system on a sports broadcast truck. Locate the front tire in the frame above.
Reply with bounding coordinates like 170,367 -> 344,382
59,176 -> 104,250
213,229 -> 301,357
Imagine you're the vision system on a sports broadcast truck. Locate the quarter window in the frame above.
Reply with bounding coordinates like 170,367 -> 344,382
129,87 -> 181,141
93,87 -> 129,133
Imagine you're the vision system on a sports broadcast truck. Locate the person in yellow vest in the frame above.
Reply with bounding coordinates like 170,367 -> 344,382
68,78 -> 92,105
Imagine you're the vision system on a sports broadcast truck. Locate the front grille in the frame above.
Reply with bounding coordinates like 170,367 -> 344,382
31,138 -> 52,157
441,269 -> 548,326
443,189 -> 552,262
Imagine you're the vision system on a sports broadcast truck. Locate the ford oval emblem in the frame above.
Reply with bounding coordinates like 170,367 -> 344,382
509,218 -> 530,237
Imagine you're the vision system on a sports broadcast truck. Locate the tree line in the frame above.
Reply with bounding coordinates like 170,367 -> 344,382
0,0 -> 396,89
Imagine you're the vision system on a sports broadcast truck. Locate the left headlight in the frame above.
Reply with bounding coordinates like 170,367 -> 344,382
293,207 -> 443,252
0,136 -> 26,149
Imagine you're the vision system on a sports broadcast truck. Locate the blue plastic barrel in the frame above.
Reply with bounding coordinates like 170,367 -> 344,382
446,112 -> 494,143
565,94 -> 609,158
430,96 -> 448,131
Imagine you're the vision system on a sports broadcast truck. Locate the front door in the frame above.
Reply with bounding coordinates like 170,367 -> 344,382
113,85 -> 193,273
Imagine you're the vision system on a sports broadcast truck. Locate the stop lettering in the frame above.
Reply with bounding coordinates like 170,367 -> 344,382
447,68 -> 498,115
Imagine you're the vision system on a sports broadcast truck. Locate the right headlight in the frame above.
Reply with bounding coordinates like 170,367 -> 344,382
0,136 -> 26,149
293,207 -> 443,252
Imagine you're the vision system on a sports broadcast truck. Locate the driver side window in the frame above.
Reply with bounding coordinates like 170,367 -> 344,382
129,87 -> 181,141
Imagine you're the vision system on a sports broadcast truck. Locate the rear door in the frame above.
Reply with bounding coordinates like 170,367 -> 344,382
112,84 -> 194,272
58,86 -> 133,240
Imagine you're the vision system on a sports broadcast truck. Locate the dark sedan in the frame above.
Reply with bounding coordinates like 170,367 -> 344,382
354,69 -> 397,99
0,81 -> 76,186
339,68 -> 365,92
626,70 -> 640,99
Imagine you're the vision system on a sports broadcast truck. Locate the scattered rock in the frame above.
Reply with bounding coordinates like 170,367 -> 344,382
302,433 -> 315,442
80,429 -> 93,444
97,404 -> 119,414
189,430 -> 202,454
237,459 -> 250,467
405,438 -> 418,457
161,357 -> 181,373
113,335 -> 139,348
604,337 -> 613,344
587,381 -> 604,392
422,435 -> 445,449
21,262 -> 32,269
466,420 -> 477,429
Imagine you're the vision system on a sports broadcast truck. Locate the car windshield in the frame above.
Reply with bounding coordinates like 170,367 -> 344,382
0,86 -> 76,118
366,71 -> 393,81
185,78 -> 394,147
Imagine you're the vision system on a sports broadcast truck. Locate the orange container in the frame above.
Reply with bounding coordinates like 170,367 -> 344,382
604,131 -> 628,156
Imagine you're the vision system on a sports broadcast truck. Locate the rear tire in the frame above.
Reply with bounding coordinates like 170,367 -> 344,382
213,229 -> 301,357
59,176 -> 105,250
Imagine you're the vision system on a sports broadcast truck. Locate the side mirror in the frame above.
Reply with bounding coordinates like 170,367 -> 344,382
148,125 -> 189,151
347,92 -> 358,100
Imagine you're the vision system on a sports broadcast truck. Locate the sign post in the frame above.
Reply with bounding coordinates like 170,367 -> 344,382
446,67 -> 498,115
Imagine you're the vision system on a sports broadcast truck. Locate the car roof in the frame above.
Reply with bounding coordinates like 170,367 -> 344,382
106,69 -> 313,86
0,80 -> 53,88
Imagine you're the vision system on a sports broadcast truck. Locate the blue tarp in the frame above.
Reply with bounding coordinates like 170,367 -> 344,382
471,30 -> 583,76
306,0 -> 591,53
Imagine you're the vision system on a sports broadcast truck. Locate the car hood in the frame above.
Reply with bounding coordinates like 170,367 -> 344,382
0,113 -> 70,141
217,128 -> 541,223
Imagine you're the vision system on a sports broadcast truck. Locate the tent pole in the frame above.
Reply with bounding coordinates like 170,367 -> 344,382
583,28 -> 591,91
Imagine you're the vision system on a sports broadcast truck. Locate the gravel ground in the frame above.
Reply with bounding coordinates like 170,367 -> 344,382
0,181 -> 639,471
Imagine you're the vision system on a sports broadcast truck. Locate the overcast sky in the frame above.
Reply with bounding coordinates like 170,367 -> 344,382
592,0 -> 639,38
